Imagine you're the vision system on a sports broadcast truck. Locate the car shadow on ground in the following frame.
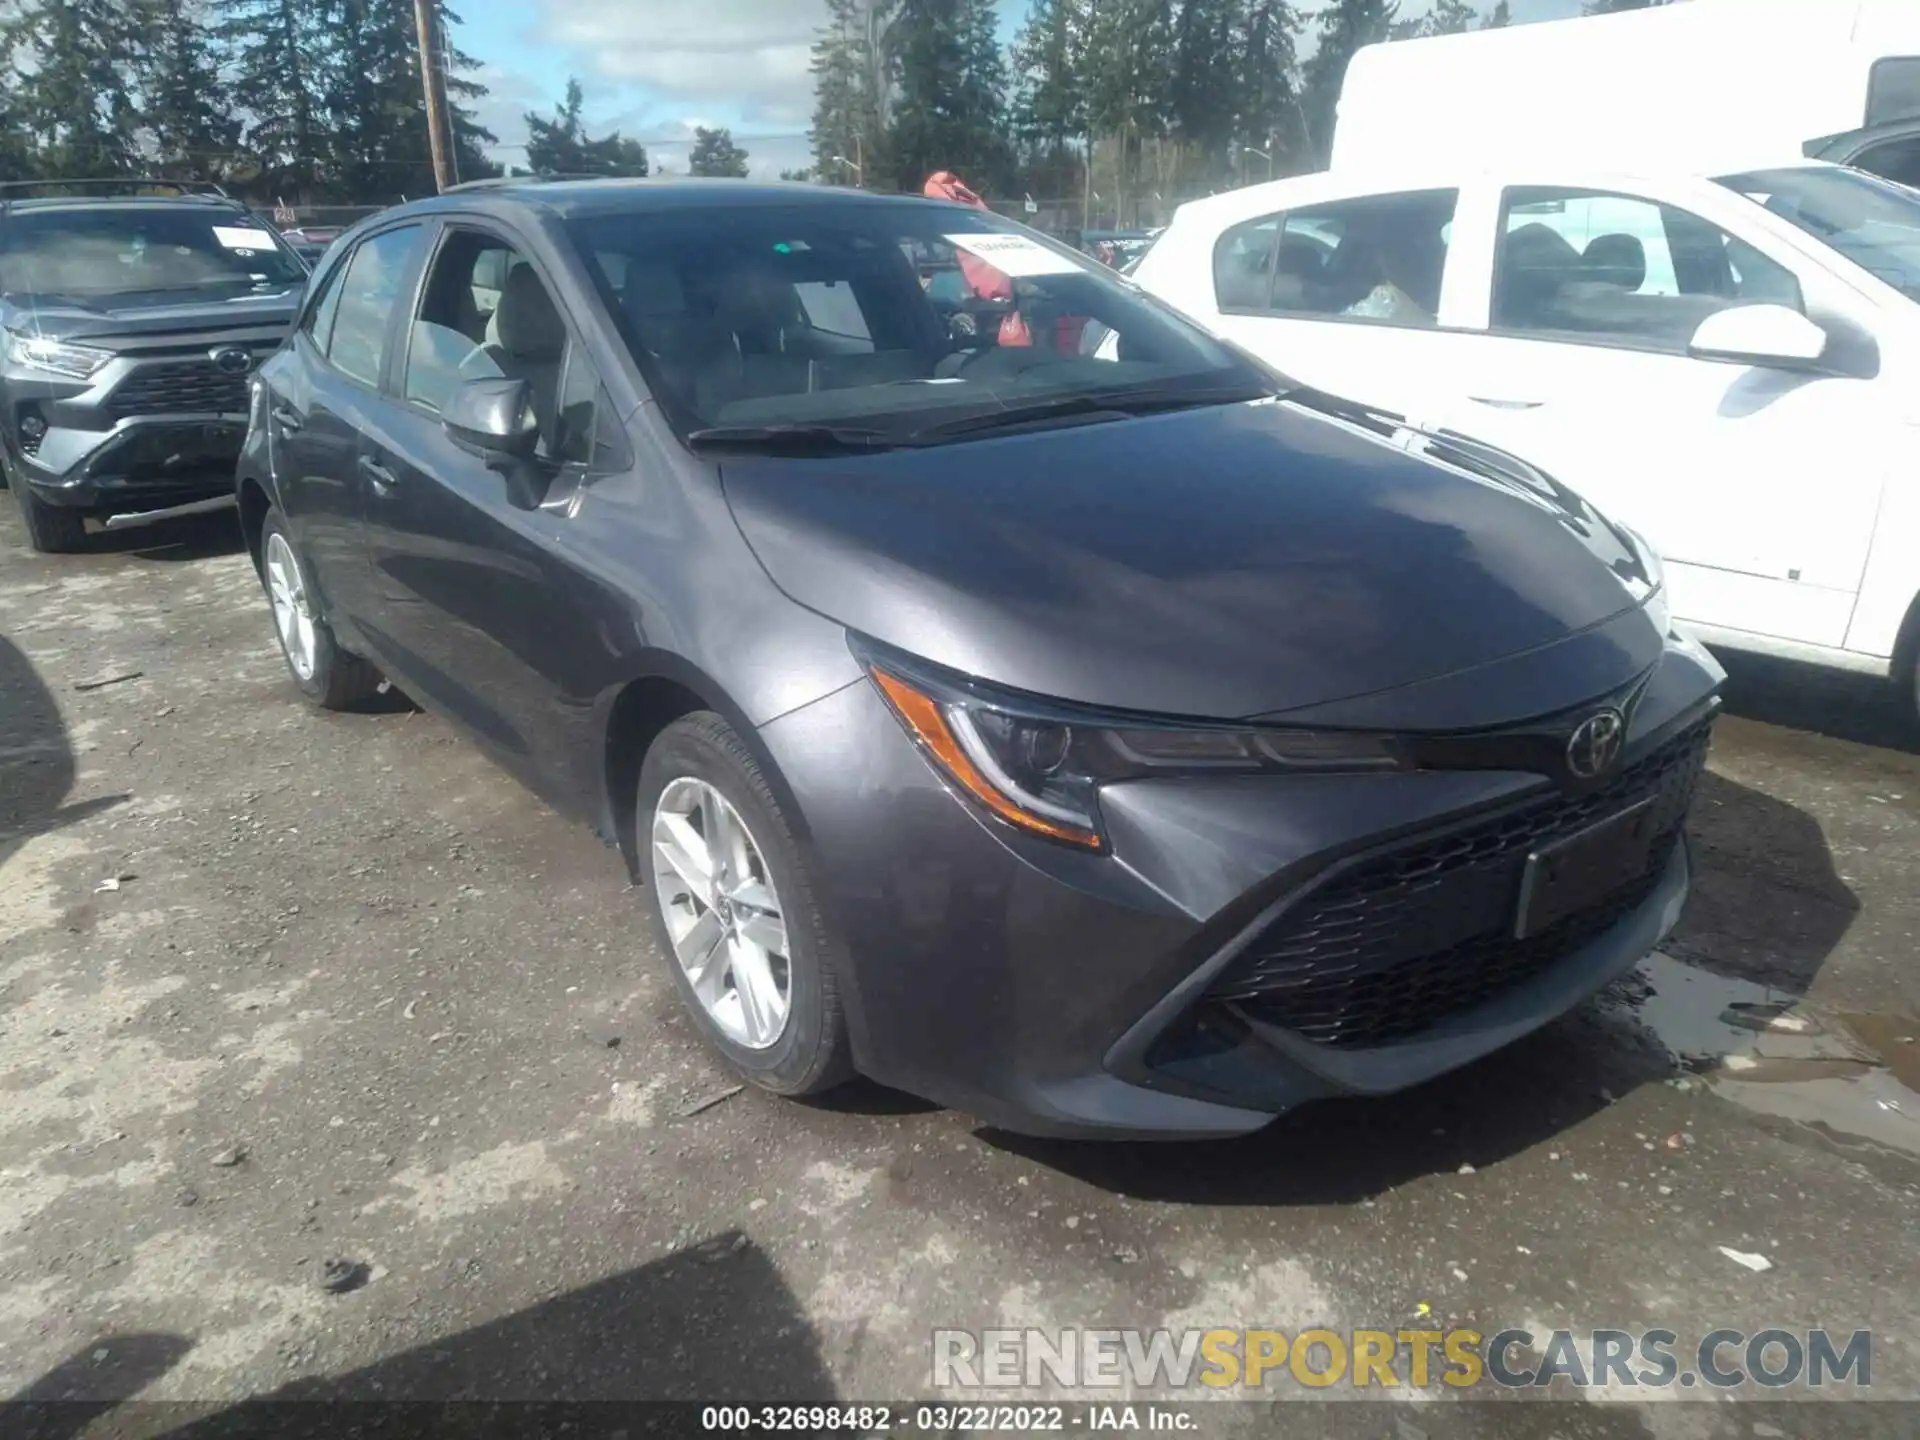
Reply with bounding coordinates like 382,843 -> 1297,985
1714,649 -> 1917,755
2,1234 -> 835,1435
0,634 -> 130,872
982,766 -> 1857,1207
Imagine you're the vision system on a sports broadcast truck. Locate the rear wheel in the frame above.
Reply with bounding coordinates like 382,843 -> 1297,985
4,461 -> 88,554
638,712 -> 853,1097
259,508 -> 381,709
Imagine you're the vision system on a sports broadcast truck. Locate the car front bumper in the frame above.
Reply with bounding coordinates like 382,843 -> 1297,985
757,637 -> 1721,1140
7,415 -> 246,513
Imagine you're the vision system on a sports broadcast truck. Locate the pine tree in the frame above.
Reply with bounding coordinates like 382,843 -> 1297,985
810,0 -> 893,185
215,0 -> 331,196
1482,1 -> 1512,28
1584,0 -> 1668,13
1235,2 -> 1304,176
1011,0 -> 1089,197
1301,0 -> 1397,168
885,0 -> 1012,193
0,0 -> 147,177
326,0 -> 495,201
525,79 -> 648,178
1169,0 -> 1241,167
689,127 -> 750,178
1391,0 -> 1474,39
137,0 -> 241,180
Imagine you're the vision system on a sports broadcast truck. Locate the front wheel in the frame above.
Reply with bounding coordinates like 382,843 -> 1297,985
5,464 -> 88,554
258,508 -> 381,709
638,712 -> 853,1096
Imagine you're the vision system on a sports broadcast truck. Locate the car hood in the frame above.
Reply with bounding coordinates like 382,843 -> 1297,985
720,398 -> 1663,723
4,286 -> 303,342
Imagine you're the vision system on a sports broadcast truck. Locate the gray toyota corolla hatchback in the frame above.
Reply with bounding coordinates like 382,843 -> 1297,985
237,178 -> 1723,1139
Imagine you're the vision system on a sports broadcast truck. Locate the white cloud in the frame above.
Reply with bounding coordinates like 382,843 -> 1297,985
539,0 -> 825,126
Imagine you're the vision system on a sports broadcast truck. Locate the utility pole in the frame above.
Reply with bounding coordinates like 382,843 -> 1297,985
413,0 -> 457,192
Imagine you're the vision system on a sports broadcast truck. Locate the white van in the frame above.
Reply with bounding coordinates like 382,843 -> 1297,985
1332,0 -> 1920,182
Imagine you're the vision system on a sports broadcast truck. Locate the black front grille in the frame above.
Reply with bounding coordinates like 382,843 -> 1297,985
106,360 -> 250,419
1210,717 -> 1714,1049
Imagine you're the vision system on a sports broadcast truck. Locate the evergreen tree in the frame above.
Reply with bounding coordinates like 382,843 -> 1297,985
1482,0 -> 1511,27
1391,0 -> 1475,39
689,126 -> 750,177
1010,0 -> 1089,197
138,0 -> 241,180
327,0 -> 495,200
1584,0 -> 1668,12
1301,0 -> 1396,168
884,0 -> 1012,193
215,0 -> 331,196
1169,0 -> 1241,166
0,0 -> 146,177
525,79 -> 649,178
1235,1 -> 1304,175
810,0 -> 893,185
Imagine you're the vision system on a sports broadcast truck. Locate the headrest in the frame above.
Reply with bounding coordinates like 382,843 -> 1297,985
1582,233 -> 1647,291
493,263 -> 567,361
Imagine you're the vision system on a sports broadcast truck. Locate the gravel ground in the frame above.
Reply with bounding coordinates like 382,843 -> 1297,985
2,507 -> 1917,1438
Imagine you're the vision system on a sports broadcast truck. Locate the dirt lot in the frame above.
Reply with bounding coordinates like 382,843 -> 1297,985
2,508 -> 1917,1437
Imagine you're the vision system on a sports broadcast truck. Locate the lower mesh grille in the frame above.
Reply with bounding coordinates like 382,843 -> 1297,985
1209,718 -> 1713,1049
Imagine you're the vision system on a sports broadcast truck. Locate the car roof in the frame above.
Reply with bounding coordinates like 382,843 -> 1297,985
1168,160 -> 1847,232
401,177 -> 968,223
0,194 -> 254,218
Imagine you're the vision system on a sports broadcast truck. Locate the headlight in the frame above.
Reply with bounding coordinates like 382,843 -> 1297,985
865,653 -> 1403,851
4,330 -> 113,380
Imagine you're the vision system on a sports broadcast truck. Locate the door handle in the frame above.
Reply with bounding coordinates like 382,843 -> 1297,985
1468,396 -> 1545,410
357,456 -> 398,491
271,405 -> 304,433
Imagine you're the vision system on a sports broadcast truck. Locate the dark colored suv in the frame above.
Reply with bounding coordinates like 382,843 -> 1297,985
0,181 -> 307,551
237,178 -> 1723,1139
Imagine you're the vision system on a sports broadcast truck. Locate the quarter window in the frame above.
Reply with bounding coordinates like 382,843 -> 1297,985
1494,187 -> 1803,350
300,259 -> 346,353
1211,190 -> 1458,328
328,225 -> 424,387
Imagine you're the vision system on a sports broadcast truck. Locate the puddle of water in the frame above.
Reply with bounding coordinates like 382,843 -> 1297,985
1616,952 -> 1920,1160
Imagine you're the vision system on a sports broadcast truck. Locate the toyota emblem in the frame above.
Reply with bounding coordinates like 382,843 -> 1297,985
210,346 -> 254,375
1566,709 -> 1627,781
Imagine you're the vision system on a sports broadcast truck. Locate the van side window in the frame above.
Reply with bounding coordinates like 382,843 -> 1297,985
1867,57 -> 1920,128
1211,190 -> 1457,329
1493,187 -> 1802,351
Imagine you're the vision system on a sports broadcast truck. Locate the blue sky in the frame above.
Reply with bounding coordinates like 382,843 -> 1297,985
457,0 -> 1585,179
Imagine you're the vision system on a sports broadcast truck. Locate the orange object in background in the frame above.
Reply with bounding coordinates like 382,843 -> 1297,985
923,171 -> 1032,347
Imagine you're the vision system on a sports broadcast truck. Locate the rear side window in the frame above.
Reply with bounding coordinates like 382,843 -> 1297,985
1867,57 -> 1920,128
1493,187 -> 1802,351
327,225 -> 425,387
1211,190 -> 1457,329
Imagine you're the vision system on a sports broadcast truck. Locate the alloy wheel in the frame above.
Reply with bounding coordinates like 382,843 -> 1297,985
264,531 -> 318,682
650,777 -> 793,1050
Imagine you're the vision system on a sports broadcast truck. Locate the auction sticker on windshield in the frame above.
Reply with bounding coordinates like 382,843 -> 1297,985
214,226 -> 278,251
946,233 -> 1082,278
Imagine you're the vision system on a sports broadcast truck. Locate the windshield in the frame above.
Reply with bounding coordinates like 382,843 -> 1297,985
568,202 -> 1271,442
0,207 -> 306,299
1717,165 -> 1920,302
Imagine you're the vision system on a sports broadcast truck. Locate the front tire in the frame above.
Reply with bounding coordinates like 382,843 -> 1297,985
5,462 -> 88,554
638,712 -> 853,1097
258,508 -> 381,709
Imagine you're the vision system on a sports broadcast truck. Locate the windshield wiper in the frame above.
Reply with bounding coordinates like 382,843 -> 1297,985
908,383 -> 1275,443
685,423 -> 900,455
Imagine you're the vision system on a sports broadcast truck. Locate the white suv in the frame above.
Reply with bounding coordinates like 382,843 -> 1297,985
1132,160 -> 1920,718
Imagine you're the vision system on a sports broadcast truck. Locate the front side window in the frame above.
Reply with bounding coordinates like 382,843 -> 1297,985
0,205 -> 307,300
1211,190 -> 1457,328
404,229 -> 593,463
570,202 -> 1272,444
328,225 -> 425,387
1851,136 -> 1920,191
1719,165 -> 1920,304
1494,187 -> 1803,349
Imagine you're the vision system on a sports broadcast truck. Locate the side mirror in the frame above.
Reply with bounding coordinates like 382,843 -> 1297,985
1687,304 -> 1829,369
443,376 -> 540,459
443,376 -> 546,510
